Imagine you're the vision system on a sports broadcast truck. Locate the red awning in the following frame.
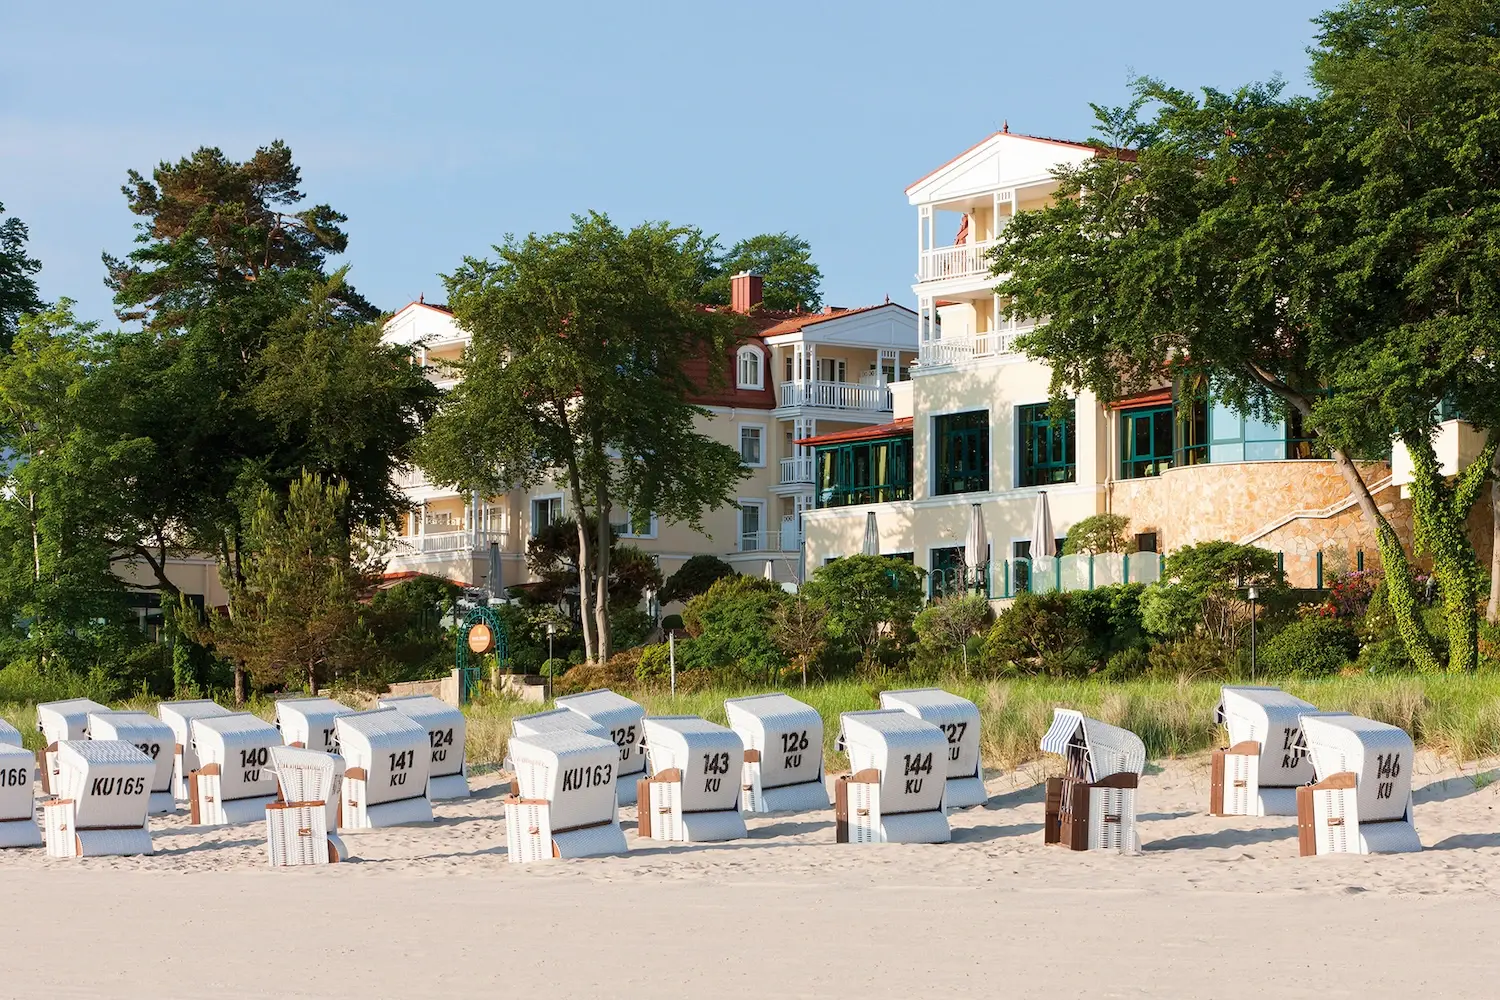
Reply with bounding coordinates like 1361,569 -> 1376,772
1106,388 -> 1173,411
797,417 -> 913,447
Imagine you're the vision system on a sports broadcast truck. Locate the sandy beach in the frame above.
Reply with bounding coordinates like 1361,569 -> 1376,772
5,752 -> 1499,999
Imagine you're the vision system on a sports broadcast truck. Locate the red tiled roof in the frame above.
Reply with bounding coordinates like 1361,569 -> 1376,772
904,130 -> 1136,194
1106,387 -> 1173,411
796,417 -> 913,447
754,302 -> 915,339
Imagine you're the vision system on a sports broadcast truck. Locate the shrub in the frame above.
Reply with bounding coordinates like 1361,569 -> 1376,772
1140,541 -> 1288,646
635,643 -> 673,685
800,555 -> 926,664
1062,513 -> 1136,555
1145,635 -> 1235,677
1259,616 -> 1360,676
680,576 -> 786,678
554,652 -> 639,694
981,592 -> 1088,676
660,555 -> 735,605
914,594 -> 993,667
1360,637 -> 1413,675
610,606 -> 655,649
539,658 -> 568,678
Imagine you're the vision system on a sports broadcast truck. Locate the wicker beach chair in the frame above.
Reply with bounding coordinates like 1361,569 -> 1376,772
1210,686 -> 1320,817
554,689 -> 648,806
725,693 -> 829,814
879,688 -> 986,809
505,730 -> 627,863
834,709 -> 951,844
189,713 -> 282,826
1039,709 -> 1145,853
1296,713 -> 1420,855
378,694 -> 469,800
336,709 -> 433,829
0,742 -> 42,848
637,716 -> 748,843
158,700 -> 232,803
265,746 -> 346,866
88,711 -> 176,815
35,698 -> 108,795
0,716 -> 21,747
275,697 -> 355,755
42,740 -> 154,858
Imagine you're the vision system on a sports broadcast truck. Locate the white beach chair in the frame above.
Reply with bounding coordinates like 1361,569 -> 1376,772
0,742 -> 42,848
1210,686 -> 1319,817
1,716 -> 22,747
724,693 -> 829,814
834,709 -> 950,844
275,696 -> 356,754
378,694 -> 469,800
265,746 -> 346,866
554,689 -> 647,806
35,698 -> 109,795
158,700 -> 232,802
336,709 -> 433,829
879,687 -> 986,809
88,711 -> 176,815
507,708 -> 607,792
505,730 -> 628,863
1296,713 -> 1420,855
1038,709 -> 1145,853
42,740 -> 154,858
189,713 -> 282,826
637,716 -> 748,843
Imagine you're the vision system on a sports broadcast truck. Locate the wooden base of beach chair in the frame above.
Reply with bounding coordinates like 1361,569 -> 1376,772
637,771 -> 746,843
1045,773 -> 1139,852
835,770 -> 949,844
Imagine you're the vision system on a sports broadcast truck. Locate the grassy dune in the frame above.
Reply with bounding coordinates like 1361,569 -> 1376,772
8,674 -> 1499,771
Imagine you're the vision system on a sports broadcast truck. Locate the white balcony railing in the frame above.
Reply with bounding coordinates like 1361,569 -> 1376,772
916,324 -> 1032,367
919,238 -> 999,283
777,380 -> 892,412
779,456 -> 815,485
395,530 -> 505,555
738,525 -> 802,553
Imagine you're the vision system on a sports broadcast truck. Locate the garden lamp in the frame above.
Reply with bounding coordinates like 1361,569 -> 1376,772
1247,586 -> 1259,680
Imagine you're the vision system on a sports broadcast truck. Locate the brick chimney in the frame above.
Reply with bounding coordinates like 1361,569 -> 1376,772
730,271 -> 764,314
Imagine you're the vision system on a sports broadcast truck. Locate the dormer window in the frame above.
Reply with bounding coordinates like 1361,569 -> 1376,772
737,346 -> 764,389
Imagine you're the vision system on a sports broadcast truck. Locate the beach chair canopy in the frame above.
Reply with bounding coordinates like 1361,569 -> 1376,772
643,716 -> 744,814
509,730 -> 620,833
879,688 -> 981,782
336,709 -> 432,807
0,717 -> 20,747
36,699 -> 109,743
556,689 -> 647,775
88,711 -> 173,798
1299,713 -> 1413,824
378,694 -> 468,787
275,697 -> 356,754
838,709 -> 948,816
55,740 -> 154,826
191,713 -> 281,801
1039,709 -> 1146,782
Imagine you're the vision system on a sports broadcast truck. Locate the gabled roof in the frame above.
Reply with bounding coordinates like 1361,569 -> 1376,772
755,302 -> 915,339
388,299 -> 453,318
905,130 -> 1132,201
797,417 -> 913,447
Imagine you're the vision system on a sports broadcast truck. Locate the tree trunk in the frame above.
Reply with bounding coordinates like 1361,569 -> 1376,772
1489,477 -> 1500,624
1326,443 -> 1442,673
1402,434 -> 1495,673
234,666 -> 245,706
594,497 -> 613,664
307,662 -> 317,695
565,468 -> 597,663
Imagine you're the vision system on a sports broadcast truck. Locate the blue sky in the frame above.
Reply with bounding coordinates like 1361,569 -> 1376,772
2,0 -> 1330,326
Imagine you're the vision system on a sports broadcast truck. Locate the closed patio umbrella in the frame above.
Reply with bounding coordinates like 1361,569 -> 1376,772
1029,491 -> 1055,559
964,503 -> 987,593
862,510 -> 880,556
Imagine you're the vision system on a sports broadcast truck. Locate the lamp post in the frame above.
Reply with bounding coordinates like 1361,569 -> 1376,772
546,622 -> 556,702
1247,585 -> 1259,680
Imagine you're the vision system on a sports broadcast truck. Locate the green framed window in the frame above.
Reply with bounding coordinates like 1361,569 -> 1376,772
1120,405 -> 1174,479
1017,402 -> 1076,487
930,546 -> 987,598
934,410 -> 989,495
1175,398 -> 1210,467
814,436 -> 912,508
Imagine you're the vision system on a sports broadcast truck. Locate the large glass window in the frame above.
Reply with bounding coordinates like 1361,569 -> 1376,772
930,545 -> 989,598
814,436 -> 912,508
1121,405 -> 1174,479
1017,402 -> 1076,487
739,425 -> 763,466
531,496 -> 563,535
934,410 -> 989,495
1176,398 -> 1210,466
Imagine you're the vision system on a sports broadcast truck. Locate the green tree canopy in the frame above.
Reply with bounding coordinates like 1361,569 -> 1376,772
0,200 -> 44,352
800,554 -> 926,664
418,212 -> 749,662
698,232 -> 823,312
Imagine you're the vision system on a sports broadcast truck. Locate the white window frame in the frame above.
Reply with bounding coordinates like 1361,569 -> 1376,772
736,345 -> 765,390
531,494 -> 564,536
738,422 -> 766,467
737,499 -> 767,552
615,510 -> 659,539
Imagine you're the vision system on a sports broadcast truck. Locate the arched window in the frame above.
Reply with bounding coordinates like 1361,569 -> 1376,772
737,346 -> 764,389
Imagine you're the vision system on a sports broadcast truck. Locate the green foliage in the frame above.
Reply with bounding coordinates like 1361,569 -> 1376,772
419,212 -> 751,661
540,658 -> 568,678
913,594 -> 993,670
770,593 -> 829,686
610,606 -> 655,650
680,575 -> 786,679
697,233 -> 823,312
982,585 -> 1146,677
1062,513 -> 1135,555
660,554 -> 735,605
1260,616 -> 1361,676
634,643 -> 672,685
184,472 -> 379,698
800,555 -> 926,664
1139,542 -> 1287,646
366,576 -> 460,682
660,613 -> 684,633
0,199 -> 44,352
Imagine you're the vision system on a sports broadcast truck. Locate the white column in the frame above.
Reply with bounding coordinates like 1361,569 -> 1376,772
470,490 -> 481,548
418,501 -> 427,536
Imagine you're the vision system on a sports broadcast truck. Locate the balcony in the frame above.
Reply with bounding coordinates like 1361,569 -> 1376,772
395,530 -> 506,555
738,522 -> 802,553
918,238 -> 999,283
916,326 -> 1031,367
779,456 -> 815,485
777,380 -> 892,413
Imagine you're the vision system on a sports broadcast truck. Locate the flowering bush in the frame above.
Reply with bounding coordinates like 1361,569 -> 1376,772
1319,570 -> 1380,620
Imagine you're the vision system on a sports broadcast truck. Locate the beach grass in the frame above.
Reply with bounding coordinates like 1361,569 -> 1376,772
8,673 -> 1500,771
